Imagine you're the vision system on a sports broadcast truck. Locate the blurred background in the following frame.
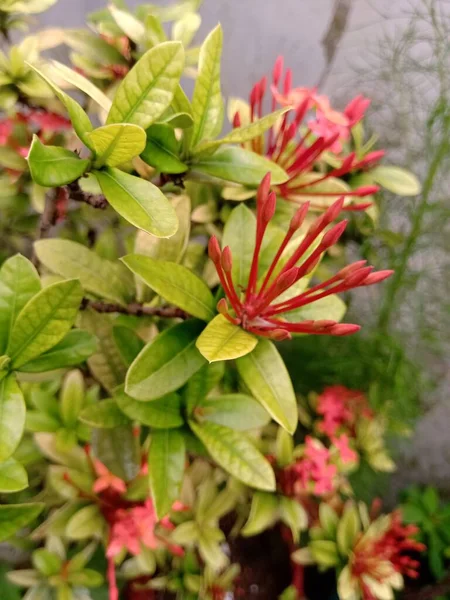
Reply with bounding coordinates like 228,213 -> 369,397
37,0 -> 450,499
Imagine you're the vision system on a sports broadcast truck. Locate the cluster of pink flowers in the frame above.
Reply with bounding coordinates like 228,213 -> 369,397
210,174 -> 393,341
234,56 -> 384,209
316,385 -> 374,438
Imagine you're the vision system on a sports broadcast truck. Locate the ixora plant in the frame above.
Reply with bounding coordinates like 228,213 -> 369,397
0,1 -> 426,599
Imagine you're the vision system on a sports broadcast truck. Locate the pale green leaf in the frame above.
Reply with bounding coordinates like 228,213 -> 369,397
60,370 -> 85,427
288,173 -> 350,209
0,503 -> 44,542
372,165 -> 421,196
337,504 -> 361,556
88,124 -> 146,168
79,399 -> 130,429
94,167 -> 178,238
91,426 -> 140,481
189,420 -> 275,491
109,5 -> 146,45
107,41 -> 185,129
65,505 -> 104,541
28,136 -> 90,187
236,340 -> 297,434
8,279 -> 83,369
197,393 -> 271,431
112,326 -> 145,366
195,314 -> 257,362
115,388 -> 184,429
126,320 -> 206,401
0,375 -> 25,462
172,13 -> 201,47
122,254 -> 215,321
309,540 -> 340,567
281,294 -> 346,324
242,491 -> 279,536
0,458 -> 28,493
149,429 -> 185,518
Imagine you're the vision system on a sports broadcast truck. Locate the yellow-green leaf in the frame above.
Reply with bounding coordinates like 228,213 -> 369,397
371,165 -> 421,196
88,124 -> 146,168
28,136 -> 90,187
0,374 -> 25,462
196,315 -> 257,362
0,503 -> 44,542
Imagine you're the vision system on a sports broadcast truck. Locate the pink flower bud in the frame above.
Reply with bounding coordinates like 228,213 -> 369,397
289,202 -> 310,232
337,260 -> 367,279
257,172 -> 272,207
269,328 -> 291,341
221,246 -> 233,272
323,196 -> 345,224
273,56 -> 284,86
217,298 -> 229,314
329,323 -> 361,336
262,191 -> 277,223
363,270 -> 394,285
208,236 -> 222,264
320,220 -> 348,248
274,267 -> 299,294
344,266 -> 374,287
233,111 -> 241,128
354,185 -> 379,196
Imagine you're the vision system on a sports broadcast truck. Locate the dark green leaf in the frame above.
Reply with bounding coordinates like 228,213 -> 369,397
0,503 -> 44,542
141,124 -> 188,174
80,399 -> 130,428
149,429 -> 185,518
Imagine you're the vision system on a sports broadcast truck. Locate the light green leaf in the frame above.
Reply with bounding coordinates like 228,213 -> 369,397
88,124 -> 146,168
337,504 -> 361,556
94,167 -> 178,238
172,12 -> 201,47
122,254 -> 215,321
65,30 -> 126,65
0,147 -> 27,171
193,108 -> 289,154
79,309 -> 127,393
34,239 -> 133,306
0,458 -> 28,493
196,314 -> 257,363
159,111 -> 193,129
28,136 -> 90,187
141,124 -> 188,174
319,503 -> 339,538
18,330 -> 97,373
281,294 -> 346,324
60,370 -> 85,427
191,145 -> 288,186
371,165 -> 421,196
126,320 -> 206,401
0,254 -> 41,354
197,394 -> 271,431
65,505 -> 104,541
0,375 -> 26,462
222,203 -> 255,288
309,540 -> 340,567
26,63 -> 93,148
288,173 -> 350,209
79,399 -> 130,429
242,491 -> 279,536
149,429 -> 185,518
191,24 -> 223,147
109,5 -> 146,45
0,503 -> 44,542
189,420 -> 275,491
279,496 -> 308,542
32,548 -> 62,576
107,41 -> 185,129
112,326 -> 145,366
236,340 -> 297,434
115,388 -> 184,429
184,362 -> 225,415
8,279 -> 83,369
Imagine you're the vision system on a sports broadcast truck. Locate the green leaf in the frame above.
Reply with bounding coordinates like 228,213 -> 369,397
191,145 -> 288,186
196,315 -> 257,362
0,503 -> 44,542
18,330 -> 97,373
67,569 -> 103,588
109,5 -> 146,45
28,136 -> 90,187
34,239 -> 133,306
65,505 -> 104,541
193,108 -> 289,154
60,370 -> 85,427
184,362 -> 225,415
0,254 -> 41,354
26,63 -> 93,148
0,458 -> 28,493
281,294 -> 346,324
79,309 -> 127,393
8,279 -> 83,369
65,30 -> 127,65
337,504 -> 361,556
149,429 -> 185,518
80,399 -> 130,429
189,420 -> 275,491
242,491 -> 279,536
236,340 -> 297,434
196,394 -> 271,431
126,320 -> 206,401
319,503 -> 339,538
191,24 -> 223,147
0,374 -> 26,462
115,388 -> 184,429
88,124 -> 147,168
92,426 -> 140,481
112,326 -> 145,366
309,540 -> 339,567
107,41 -> 185,129
94,167 -> 178,238
279,497 -> 308,541
32,548 -> 62,576
141,124 -> 188,174
122,254 -> 215,321
371,165 -> 421,196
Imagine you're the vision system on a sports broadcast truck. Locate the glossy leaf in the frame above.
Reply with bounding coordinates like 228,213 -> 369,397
0,458 -> 28,493
149,429 -> 185,518
88,123 -> 146,168
60,370 -> 84,427
0,254 -> 41,354
115,388 -> 184,429
34,239 -> 133,306
28,136 -> 90,187
196,394 -> 271,431
236,340 -> 297,434
372,165 -> 421,196
18,330 -> 97,373
0,503 -> 44,542
94,167 -> 178,238
8,279 -> 83,369
80,399 -> 130,429
107,42 -> 185,129
0,375 -> 25,462
196,314 -> 257,362
189,420 -> 275,491
141,124 -> 188,174
122,254 -> 215,321
126,320 -> 206,401
191,145 -> 288,186
191,24 -> 223,147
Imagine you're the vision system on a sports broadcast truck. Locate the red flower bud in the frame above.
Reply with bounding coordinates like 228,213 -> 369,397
329,323 -> 361,336
208,236 -> 221,264
221,246 -> 233,272
320,220 -> 348,248
363,270 -> 394,285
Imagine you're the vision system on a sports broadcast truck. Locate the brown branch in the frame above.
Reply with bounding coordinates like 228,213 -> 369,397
402,575 -> 450,600
66,179 -> 108,209
82,299 -> 189,320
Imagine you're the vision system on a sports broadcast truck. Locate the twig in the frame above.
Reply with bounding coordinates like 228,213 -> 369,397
82,299 -> 189,320
66,180 -> 108,209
